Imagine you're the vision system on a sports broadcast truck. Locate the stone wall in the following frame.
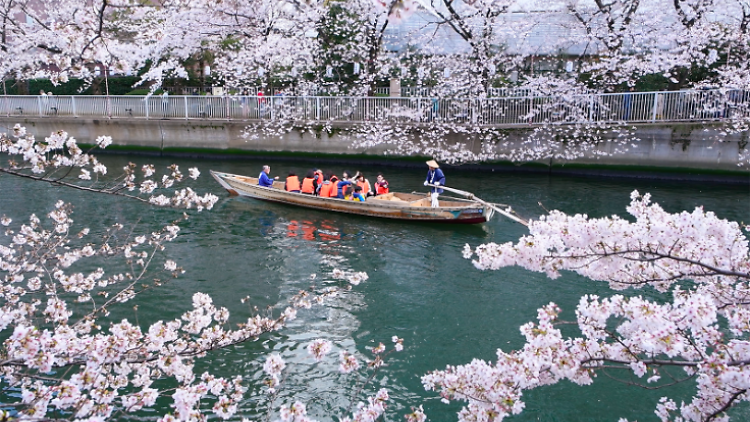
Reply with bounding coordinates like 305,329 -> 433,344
1,117 -> 747,180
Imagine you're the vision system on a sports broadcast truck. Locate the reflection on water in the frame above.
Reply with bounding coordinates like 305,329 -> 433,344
1,154 -> 748,421
217,204 -> 376,420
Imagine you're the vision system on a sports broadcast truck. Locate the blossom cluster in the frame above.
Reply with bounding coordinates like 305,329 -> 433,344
260,336 -> 407,422
427,192 -> 750,421
1,125 -> 218,211
331,268 -> 370,286
0,205 -> 328,420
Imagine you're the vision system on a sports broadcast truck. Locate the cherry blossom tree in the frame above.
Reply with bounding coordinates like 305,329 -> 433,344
426,191 -> 750,421
2,0 -> 747,166
0,198 -> 364,420
0,125 -> 409,420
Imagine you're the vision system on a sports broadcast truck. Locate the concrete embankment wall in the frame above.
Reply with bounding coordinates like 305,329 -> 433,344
1,117 -> 748,183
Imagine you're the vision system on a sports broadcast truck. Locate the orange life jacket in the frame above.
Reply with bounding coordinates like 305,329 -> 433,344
285,176 -> 301,192
301,177 -> 315,194
356,180 -> 370,194
319,181 -> 334,197
328,176 -> 340,197
375,180 -> 389,195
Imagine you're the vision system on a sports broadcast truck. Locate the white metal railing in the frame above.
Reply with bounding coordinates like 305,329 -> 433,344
0,89 -> 747,126
373,87 -> 431,96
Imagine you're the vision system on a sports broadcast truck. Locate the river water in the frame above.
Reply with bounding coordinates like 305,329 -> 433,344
1,155 -> 748,421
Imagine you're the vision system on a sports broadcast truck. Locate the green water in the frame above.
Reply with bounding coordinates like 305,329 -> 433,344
1,156 -> 748,421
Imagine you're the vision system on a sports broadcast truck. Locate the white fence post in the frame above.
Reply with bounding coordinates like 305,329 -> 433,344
270,96 -> 275,120
38,96 -> 43,116
145,98 -> 149,120
651,92 -> 659,122
316,97 -> 320,121
184,96 -> 188,120
72,97 -> 77,117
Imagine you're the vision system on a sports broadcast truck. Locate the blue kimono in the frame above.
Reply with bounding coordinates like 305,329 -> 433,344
425,168 -> 445,194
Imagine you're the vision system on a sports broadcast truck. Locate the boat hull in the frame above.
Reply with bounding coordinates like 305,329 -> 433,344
210,171 -> 491,224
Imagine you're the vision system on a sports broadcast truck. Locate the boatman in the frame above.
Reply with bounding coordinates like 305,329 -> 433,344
258,165 -> 279,187
423,159 -> 445,207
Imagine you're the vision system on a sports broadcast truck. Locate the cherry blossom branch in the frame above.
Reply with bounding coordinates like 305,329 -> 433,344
0,167 -> 149,203
706,389 -> 748,421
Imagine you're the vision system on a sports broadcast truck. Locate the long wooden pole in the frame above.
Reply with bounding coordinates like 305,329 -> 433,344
427,184 -> 529,226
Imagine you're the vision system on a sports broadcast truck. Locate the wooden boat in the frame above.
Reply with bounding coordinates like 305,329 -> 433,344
210,170 -> 495,224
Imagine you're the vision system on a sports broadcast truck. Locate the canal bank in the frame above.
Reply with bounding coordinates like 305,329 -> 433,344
2,116 -> 748,183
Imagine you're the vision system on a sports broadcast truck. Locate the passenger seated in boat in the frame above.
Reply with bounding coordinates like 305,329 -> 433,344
319,174 -> 335,197
336,178 -> 353,199
312,169 -> 323,194
301,170 -> 316,195
327,173 -> 341,197
354,172 -> 373,197
374,173 -> 389,196
285,171 -> 301,193
258,165 -> 279,187
343,186 -> 366,202
351,185 -> 366,202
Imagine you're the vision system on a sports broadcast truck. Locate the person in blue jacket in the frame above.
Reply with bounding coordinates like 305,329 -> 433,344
423,160 -> 445,207
336,178 -> 353,198
349,185 -> 366,202
258,165 -> 278,187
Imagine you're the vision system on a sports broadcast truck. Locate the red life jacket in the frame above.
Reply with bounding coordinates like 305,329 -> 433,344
301,177 -> 315,194
319,181 -> 334,197
375,180 -> 389,195
285,176 -> 301,192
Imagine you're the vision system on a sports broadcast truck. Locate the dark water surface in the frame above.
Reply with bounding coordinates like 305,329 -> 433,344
1,156 -> 748,421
